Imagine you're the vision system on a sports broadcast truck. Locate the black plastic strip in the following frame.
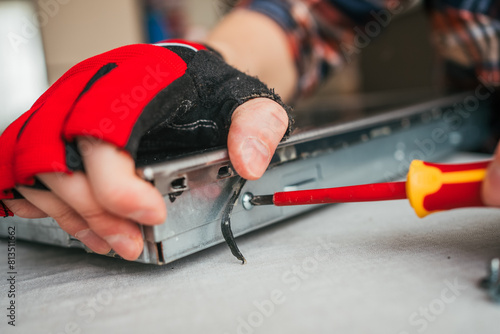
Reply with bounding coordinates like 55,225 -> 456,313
221,178 -> 247,264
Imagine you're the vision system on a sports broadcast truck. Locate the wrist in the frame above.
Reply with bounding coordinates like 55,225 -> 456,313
206,9 -> 297,102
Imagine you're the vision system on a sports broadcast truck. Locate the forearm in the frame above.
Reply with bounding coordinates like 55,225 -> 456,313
209,0 -> 418,98
206,9 -> 297,102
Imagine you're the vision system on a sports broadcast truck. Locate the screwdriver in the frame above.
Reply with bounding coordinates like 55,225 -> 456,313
249,159 -> 491,217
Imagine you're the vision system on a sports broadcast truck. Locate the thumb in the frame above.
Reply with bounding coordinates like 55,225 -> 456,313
227,98 -> 289,180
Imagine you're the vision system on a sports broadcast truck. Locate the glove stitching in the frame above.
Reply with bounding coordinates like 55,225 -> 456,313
165,119 -> 218,131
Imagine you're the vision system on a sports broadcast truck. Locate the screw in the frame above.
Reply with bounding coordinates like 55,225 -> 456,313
242,192 -> 254,210
480,258 -> 500,303
480,258 -> 499,289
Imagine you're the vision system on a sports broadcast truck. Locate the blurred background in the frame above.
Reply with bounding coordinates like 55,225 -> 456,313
0,0 -> 440,131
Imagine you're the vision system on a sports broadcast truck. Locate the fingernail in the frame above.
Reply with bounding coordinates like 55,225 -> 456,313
75,229 -> 111,254
128,209 -> 165,224
104,235 -> 142,261
241,138 -> 270,178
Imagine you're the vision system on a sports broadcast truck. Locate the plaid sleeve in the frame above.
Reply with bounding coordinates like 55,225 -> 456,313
235,0 -> 415,97
236,0 -> 500,96
427,0 -> 500,88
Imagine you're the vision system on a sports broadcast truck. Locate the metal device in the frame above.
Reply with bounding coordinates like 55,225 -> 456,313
0,92 -> 492,264
480,258 -> 500,303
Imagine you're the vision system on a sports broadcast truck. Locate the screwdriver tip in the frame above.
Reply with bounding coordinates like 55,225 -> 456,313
249,195 -> 274,206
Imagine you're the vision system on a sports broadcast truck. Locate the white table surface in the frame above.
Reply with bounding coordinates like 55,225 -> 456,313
1,153 -> 499,334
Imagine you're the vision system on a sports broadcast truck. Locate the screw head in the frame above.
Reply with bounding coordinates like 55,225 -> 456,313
242,192 -> 254,210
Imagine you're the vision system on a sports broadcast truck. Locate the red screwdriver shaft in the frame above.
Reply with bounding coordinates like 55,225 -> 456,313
271,181 -> 408,206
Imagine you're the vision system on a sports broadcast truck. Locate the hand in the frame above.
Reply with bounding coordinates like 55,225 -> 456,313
1,41 -> 290,261
5,138 -> 167,260
482,142 -> 500,207
3,98 -> 288,260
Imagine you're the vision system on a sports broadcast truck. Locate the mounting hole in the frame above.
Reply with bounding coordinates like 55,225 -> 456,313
170,176 -> 187,191
217,165 -> 233,179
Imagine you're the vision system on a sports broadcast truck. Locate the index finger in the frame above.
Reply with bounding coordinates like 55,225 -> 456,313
78,137 -> 167,225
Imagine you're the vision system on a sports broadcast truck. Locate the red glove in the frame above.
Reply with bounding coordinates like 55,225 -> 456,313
0,40 -> 291,217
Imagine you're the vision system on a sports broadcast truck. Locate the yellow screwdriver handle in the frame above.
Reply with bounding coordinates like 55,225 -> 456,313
406,160 -> 491,217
